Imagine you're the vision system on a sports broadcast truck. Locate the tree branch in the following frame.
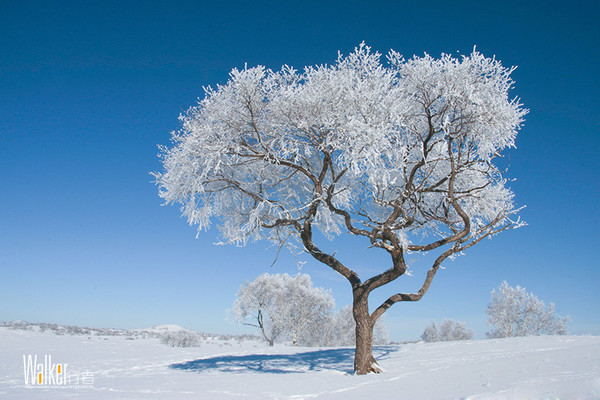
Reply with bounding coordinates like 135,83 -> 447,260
371,245 -> 456,321
300,210 -> 361,289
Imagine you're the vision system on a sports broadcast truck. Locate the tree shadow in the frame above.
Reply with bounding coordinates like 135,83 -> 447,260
170,346 -> 397,375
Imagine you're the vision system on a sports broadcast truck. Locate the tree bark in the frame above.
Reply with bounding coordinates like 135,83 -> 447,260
256,310 -> 275,346
353,295 -> 382,375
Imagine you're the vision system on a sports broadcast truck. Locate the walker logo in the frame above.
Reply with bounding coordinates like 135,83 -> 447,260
23,354 -> 94,388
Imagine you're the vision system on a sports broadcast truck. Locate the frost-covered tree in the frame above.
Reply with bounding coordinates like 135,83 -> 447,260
487,282 -> 568,338
295,308 -> 335,347
160,331 -> 201,347
421,322 -> 439,342
439,319 -> 473,341
422,319 -> 473,342
232,273 -> 281,346
333,305 -> 388,346
232,273 -> 334,346
155,43 -> 527,374
276,274 -> 335,346
297,305 -> 388,347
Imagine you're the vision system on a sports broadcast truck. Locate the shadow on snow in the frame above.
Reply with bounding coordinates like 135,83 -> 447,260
170,346 -> 398,375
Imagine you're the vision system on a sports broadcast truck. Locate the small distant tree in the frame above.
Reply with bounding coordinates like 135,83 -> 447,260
155,43 -> 527,374
276,274 -> 336,346
301,305 -> 389,347
331,305 -> 389,346
421,322 -> 439,342
160,331 -> 201,347
422,319 -> 473,342
232,273 -> 335,346
232,273 -> 282,346
486,281 -> 568,338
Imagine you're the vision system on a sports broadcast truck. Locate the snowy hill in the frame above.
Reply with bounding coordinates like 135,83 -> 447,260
140,324 -> 192,333
1,327 -> 598,399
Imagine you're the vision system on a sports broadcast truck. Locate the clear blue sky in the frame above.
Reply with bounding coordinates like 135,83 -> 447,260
1,0 -> 598,341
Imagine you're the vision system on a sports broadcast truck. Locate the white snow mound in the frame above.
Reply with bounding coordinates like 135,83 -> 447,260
143,324 -> 192,333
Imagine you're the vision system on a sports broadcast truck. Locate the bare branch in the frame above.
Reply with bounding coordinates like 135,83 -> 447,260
371,245 -> 456,321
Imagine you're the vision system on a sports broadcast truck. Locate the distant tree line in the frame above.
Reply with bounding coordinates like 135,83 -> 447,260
0,320 -> 259,347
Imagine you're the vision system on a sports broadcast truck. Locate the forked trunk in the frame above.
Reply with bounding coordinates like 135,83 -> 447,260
353,298 -> 382,375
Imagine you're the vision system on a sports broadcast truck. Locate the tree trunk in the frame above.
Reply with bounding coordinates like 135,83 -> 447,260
261,329 -> 274,346
256,309 -> 275,346
259,323 -> 274,346
353,297 -> 382,375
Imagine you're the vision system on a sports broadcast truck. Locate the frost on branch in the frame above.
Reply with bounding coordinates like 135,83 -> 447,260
486,282 -> 568,338
154,43 -> 527,249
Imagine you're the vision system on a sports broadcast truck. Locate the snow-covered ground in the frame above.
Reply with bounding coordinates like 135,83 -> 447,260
1,327 -> 599,399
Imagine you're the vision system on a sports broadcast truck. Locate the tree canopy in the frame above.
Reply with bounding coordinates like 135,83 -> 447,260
155,43 -> 526,259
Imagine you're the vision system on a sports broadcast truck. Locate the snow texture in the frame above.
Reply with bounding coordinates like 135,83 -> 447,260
1,327 -> 598,399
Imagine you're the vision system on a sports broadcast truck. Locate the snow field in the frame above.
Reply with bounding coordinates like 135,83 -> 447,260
1,328 -> 599,399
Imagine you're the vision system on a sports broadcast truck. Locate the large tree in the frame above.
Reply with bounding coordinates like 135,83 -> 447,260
155,43 -> 527,374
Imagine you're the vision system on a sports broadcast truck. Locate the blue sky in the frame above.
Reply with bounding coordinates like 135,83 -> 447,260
1,0 -> 598,341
